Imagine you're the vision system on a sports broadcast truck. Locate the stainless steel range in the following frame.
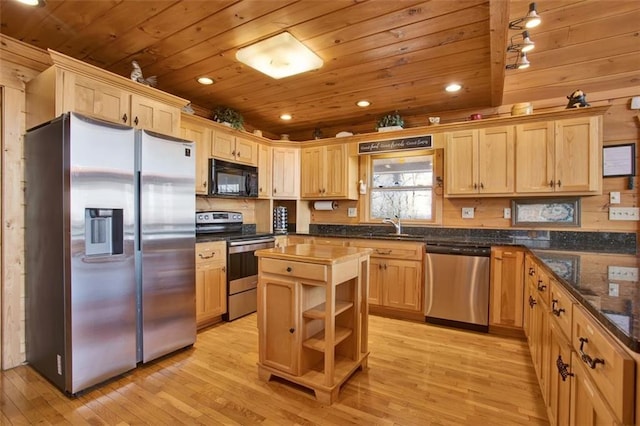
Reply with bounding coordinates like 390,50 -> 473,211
196,211 -> 274,321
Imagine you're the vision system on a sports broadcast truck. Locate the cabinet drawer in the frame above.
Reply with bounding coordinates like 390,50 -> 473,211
261,258 -> 327,282
572,305 -> 634,424
549,280 -> 574,341
533,266 -> 551,306
312,237 -> 348,246
350,239 -> 423,260
196,241 -> 226,265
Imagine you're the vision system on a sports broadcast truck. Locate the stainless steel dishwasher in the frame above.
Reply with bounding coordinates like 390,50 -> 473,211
424,244 -> 491,332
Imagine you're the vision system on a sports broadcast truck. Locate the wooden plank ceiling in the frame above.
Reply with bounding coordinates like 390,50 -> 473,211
1,0 -> 638,139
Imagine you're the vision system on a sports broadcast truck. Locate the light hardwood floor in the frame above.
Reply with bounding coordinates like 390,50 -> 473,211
1,314 -> 549,425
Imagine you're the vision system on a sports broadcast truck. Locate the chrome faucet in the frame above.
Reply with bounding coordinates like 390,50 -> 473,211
382,216 -> 402,235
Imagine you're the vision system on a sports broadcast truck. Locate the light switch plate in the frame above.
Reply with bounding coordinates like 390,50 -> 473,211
610,191 -> 621,204
608,265 -> 639,281
609,207 -> 640,220
609,283 -> 619,297
632,96 -> 640,110
503,208 -> 511,219
462,207 -> 474,219
347,207 -> 357,217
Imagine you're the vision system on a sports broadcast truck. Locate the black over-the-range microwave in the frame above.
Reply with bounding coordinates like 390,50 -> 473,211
209,158 -> 259,197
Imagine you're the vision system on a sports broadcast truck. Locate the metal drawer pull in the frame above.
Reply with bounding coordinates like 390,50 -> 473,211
528,267 -> 535,276
551,299 -> 565,316
375,249 -> 392,255
556,355 -> 573,381
289,328 -> 295,334
578,337 -> 605,369
286,266 -> 292,272
537,279 -> 547,291
528,295 -> 537,308
198,252 -> 216,259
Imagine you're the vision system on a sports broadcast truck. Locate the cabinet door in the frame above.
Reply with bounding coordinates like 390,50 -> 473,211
382,259 -> 421,312
130,94 -> 180,137
235,136 -> 258,166
534,298 -> 551,405
554,117 -> 600,193
181,119 -> 212,195
548,320 -> 572,426
272,147 -> 300,199
258,144 -> 272,198
368,258 -> 383,306
324,144 -> 347,198
489,247 -> 524,328
259,278 -> 299,375
515,122 -> 555,193
195,263 -> 227,327
63,72 -> 130,125
212,131 -> 236,162
569,352 -> 618,426
445,130 -> 478,195
477,126 -> 514,194
300,146 -> 323,198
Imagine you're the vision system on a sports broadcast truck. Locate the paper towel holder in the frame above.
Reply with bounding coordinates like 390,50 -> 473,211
311,201 -> 338,210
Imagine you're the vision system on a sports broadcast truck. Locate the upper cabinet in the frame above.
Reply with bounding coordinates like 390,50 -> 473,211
445,126 -> 514,196
300,143 -> 358,199
272,147 -> 300,199
212,131 -> 258,166
181,114 -> 213,195
26,50 -> 187,137
258,143 -> 272,198
516,117 -> 601,194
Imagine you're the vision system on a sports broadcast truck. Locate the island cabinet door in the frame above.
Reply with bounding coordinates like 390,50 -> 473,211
258,277 -> 299,375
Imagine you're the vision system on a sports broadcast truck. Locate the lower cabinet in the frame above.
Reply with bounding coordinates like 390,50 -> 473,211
195,241 -> 227,328
569,352 -> 619,426
490,246 -> 524,329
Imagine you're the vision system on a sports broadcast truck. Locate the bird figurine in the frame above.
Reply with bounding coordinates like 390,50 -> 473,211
130,61 -> 157,87
566,89 -> 590,108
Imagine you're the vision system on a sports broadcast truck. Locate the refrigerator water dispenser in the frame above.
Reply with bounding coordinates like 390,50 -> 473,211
84,208 -> 124,256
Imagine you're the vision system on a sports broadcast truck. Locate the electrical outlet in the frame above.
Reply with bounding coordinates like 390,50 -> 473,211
503,208 -> 511,219
462,207 -> 474,219
609,207 -> 640,220
609,283 -> 619,297
608,265 -> 639,281
347,207 -> 357,217
610,191 -> 621,204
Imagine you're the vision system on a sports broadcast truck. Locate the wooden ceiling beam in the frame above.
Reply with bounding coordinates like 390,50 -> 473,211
489,0 -> 509,107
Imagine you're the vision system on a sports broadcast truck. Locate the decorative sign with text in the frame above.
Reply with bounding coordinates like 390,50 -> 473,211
358,135 -> 432,154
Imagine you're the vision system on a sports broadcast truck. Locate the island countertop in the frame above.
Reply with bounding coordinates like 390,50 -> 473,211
255,243 -> 372,265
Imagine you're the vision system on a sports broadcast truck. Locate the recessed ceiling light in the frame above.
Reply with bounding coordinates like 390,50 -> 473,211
356,100 -> 371,108
445,83 -> 462,93
197,77 -> 214,85
280,113 -> 292,120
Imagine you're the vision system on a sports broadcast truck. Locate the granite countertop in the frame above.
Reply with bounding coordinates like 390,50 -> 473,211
532,249 -> 639,353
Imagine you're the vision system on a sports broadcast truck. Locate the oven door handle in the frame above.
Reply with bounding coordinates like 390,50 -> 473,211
228,238 -> 275,247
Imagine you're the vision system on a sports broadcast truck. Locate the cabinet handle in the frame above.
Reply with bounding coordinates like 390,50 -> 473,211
134,116 -> 139,126
549,180 -> 554,188
198,252 -> 215,259
528,295 -> 536,308
122,113 -> 128,123
528,267 -> 535,276
286,266 -> 292,272
222,266 -> 226,272
237,151 -> 241,157
232,150 -> 236,156
375,249 -> 392,255
203,181 -> 207,188
537,280 -> 547,291
556,180 -> 562,188
273,188 -> 277,194
556,355 -> 573,381
259,187 -> 262,192
578,337 -> 605,369
384,264 -> 387,270
473,183 -> 478,189
480,182 -> 484,190
551,299 -> 565,316
289,328 -> 295,334
378,264 -> 382,270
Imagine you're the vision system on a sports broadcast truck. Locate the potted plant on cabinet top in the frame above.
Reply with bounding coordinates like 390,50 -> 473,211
376,111 -> 404,132
212,106 -> 244,130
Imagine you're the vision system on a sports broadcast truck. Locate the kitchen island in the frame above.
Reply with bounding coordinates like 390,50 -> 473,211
255,244 -> 371,404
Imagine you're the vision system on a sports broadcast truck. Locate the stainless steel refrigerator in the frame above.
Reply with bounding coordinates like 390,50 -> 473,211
25,112 -> 195,395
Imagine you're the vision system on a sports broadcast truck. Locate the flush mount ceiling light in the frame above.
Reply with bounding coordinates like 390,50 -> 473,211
356,100 -> 371,107
507,30 -> 535,53
280,113 -> 292,121
445,83 -> 462,93
509,2 -> 542,30
506,52 -> 531,70
236,32 -> 323,79
16,0 -> 46,5
197,77 -> 214,85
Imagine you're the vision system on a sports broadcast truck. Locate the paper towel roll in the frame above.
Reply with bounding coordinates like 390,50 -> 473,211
313,201 -> 338,211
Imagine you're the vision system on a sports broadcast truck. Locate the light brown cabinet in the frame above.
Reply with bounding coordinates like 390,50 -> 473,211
515,117 -> 601,194
258,143 -> 272,198
445,126 -> 514,196
212,131 -> 258,166
300,144 -> 358,200
489,247 -> 524,329
272,147 -> 300,199
26,50 -> 185,136
256,245 -> 370,404
181,114 -> 212,195
195,241 -> 227,329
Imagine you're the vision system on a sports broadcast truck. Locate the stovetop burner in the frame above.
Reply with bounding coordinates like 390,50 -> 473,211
195,211 -> 274,242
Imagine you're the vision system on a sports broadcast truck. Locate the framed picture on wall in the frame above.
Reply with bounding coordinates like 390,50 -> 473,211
512,198 -> 581,227
603,143 -> 636,177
